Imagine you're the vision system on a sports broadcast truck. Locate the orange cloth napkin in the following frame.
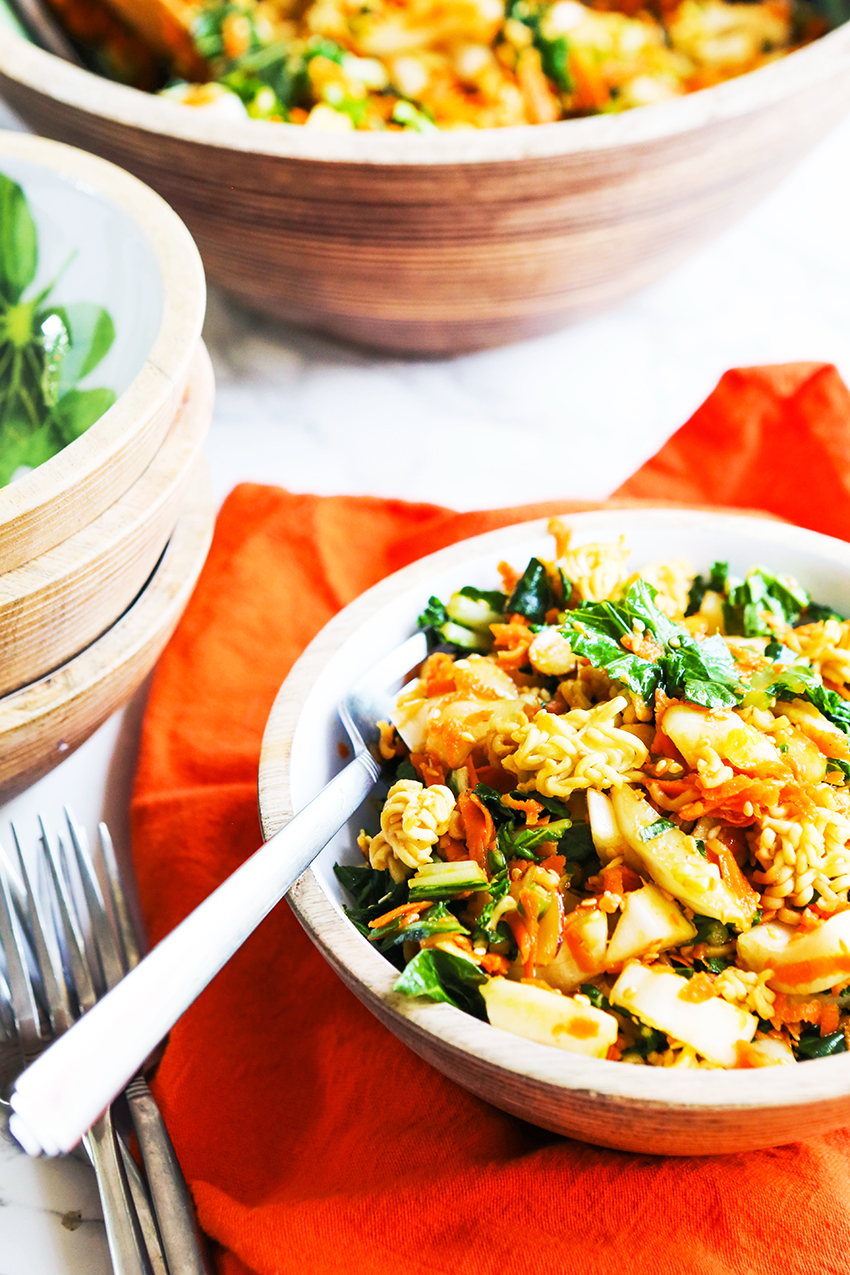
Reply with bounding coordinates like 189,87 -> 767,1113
132,362 -> 850,1275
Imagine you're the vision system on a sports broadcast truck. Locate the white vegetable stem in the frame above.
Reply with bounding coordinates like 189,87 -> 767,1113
9,750 -> 378,1156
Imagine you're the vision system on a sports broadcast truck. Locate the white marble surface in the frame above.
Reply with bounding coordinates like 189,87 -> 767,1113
2,99 -> 850,1275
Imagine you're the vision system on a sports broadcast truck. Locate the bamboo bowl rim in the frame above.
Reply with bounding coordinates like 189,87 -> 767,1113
0,130 -> 205,549
2,21 -> 850,166
259,507 -> 850,1123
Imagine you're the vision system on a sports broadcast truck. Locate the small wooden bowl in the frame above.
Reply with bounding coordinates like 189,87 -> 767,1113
258,508 -> 850,1155
0,343 -> 213,697
0,130 -> 206,570
0,24 -> 848,353
0,463 -> 214,799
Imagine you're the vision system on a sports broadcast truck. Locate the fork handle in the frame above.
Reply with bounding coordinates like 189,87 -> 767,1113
126,1077 -> 213,1275
9,748 -> 380,1156
85,1109 -> 154,1275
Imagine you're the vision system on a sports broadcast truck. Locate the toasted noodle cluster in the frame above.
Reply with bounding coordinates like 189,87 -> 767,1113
156,0 -> 827,130
340,521 -> 850,1069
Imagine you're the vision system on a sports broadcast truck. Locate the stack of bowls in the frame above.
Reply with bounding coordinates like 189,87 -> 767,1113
0,130 -> 213,798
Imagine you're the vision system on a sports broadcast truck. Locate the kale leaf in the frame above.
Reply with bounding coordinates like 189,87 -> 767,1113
795,1028 -> 847,1060
564,579 -> 744,709
507,557 -> 555,624
417,595 -> 448,631
497,817 -> 573,861
333,864 -> 407,935
769,665 -> 850,736
394,948 -> 488,1018
367,901 -> 467,951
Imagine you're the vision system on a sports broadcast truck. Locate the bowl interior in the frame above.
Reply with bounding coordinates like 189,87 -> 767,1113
0,152 -> 163,398
289,508 -> 850,923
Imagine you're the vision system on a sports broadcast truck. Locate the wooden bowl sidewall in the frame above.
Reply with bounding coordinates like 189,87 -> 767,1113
0,462 -> 215,798
258,509 -> 850,1154
0,131 -> 206,568
0,342 -> 213,695
1,32 -> 849,351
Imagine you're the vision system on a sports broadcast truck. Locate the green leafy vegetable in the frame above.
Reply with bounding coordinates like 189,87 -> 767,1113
769,665 -> 850,737
472,868 -> 512,943
394,757 -> 418,783
394,948 -> 488,1018
692,915 -> 731,947
497,817 -> 573,861
507,557 -> 555,624
507,0 -> 574,91
333,863 -> 407,935
417,596 -> 448,630
565,579 -> 744,710
0,173 -> 116,486
558,822 -> 596,862
804,600 -> 847,623
530,792 -> 572,820
472,784 -> 514,827
579,983 -> 608,1008
367,901 -> 468,950
795,1029 -> 847,1060
638,817 -> 678,842
0,171 -> 37,305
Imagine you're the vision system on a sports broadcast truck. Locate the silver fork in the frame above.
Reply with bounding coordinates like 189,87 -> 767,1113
0,818 -> 155,1275
8,630 -> 428,1156
0,812 -> 210,1274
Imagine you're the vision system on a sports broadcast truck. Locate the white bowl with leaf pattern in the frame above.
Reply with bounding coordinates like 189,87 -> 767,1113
0,129 -> 205,574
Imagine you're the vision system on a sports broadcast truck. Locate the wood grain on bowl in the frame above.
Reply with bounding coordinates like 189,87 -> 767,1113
258,510 -> 850,1154
0,27 -> 848,352
0,131 -> 205,569
0,463 -> 214,799
0,343 -> 213,697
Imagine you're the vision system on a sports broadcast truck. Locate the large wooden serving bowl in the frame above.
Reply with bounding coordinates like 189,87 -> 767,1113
0,130 -> 205,569
259,507 -> 850,1155
1,20 -> 849,353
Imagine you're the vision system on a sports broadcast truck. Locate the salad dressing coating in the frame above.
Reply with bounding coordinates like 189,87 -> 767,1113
337,521 -> 850,1068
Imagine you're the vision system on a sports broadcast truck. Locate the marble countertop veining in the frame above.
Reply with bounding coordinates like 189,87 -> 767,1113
1,100 -> 850,1275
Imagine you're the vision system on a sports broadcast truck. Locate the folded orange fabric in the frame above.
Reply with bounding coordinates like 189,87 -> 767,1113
132,362 -> 850,1275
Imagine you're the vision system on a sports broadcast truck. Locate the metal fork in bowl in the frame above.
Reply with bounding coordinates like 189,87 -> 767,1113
0,812 -> 210,1274
9,630 -> 428,1156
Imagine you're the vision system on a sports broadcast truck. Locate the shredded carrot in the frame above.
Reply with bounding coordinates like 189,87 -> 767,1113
457,790 -> 495,866
677,972 -> 716,1003
820,1002 -> 841,1036
420,651 -> 457,698
501,794 -> 545,826
498,560 -> 519,595
505,910 -> 536,976
410,752 -> 447,787
480,952 -> 510,976
490,619 -> 534,670
601,864 -> 642,897
368,901 -> 431,929
440,838 -> 472,862
474,764 -> 514,793
568,48 -> 609,109
770,992 -> 822,1027
705,839 -> 761,914
621,630 -> 664,662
